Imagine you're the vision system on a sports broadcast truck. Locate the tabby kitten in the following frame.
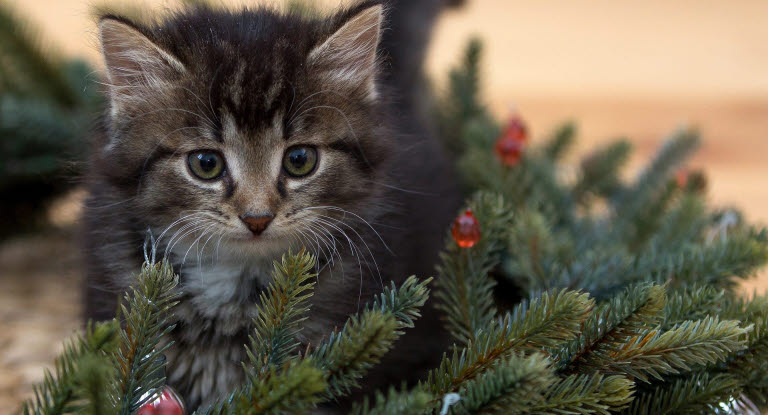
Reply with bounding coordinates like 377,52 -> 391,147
83,0 -> 460,409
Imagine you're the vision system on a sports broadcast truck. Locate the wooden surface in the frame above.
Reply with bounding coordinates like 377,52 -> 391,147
1,0 -> 767,412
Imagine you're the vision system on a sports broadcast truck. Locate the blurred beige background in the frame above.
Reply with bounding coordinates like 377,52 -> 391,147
17,0 -> 768,229
2,0 -> 768,412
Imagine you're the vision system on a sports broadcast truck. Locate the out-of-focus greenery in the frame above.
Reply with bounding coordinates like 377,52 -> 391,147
0,1 -> 103,237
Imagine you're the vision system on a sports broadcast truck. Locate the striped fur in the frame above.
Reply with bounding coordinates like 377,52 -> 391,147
83,1 -> 461,410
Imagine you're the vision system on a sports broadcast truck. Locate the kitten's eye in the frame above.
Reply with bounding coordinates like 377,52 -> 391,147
188,151 -> 225,180
283,146 -> 318,177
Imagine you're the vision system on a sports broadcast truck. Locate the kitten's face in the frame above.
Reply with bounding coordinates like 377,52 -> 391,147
98,4 -> 390,257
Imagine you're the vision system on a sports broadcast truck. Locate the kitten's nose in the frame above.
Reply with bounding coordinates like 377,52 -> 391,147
240,213 -> 274,235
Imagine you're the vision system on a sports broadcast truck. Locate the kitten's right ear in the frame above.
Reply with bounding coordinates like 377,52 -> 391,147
98,17 -> 185,115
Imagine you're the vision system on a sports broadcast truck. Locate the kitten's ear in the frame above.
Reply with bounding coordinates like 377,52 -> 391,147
98,17 -> 185,114
308,4 -> 383,99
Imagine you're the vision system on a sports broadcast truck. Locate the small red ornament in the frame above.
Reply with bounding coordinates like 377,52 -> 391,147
452,209 -> 481,248
494,136 -> 524,166
136,386 -> 186,415
494,114 -> 528,166
500,114 -> 528,142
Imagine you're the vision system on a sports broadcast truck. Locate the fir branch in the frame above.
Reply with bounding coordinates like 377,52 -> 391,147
660,285 -> 724,330
310,311 -> 400,399
366,275 -> 432,330
648,229 -> 768,291
543,122 -> 576,161
350,385 -> 431,415
573,140 -> 632,203
504,289 -> 594,353
644,194 -> 708,253
599,317 -> 747,383
309,276 -> 431,399
528,374 -> 634,415
435,192 -> 513,344
505,209 -> 573,292
717,297 -> 768,409
614,129 -> 700,222
624,180 -> 679,250
451,354 -> 554,415
21,321 -> 119,415
557,284 -> 666,373
71,354 -> 115,415
111,261 -> 180,415
246,251 -> 316,375
438,38 -> 488,155
428,290 -> 592,397
621,373 -> 741,415
229,359 -> 327,415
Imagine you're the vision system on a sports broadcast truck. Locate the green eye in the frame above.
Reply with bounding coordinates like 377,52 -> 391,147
283,146 -> 318,177
188,151 -> 225,180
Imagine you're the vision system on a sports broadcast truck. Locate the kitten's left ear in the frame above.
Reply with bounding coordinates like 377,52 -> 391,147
98,17 -> 186,116
308,3 -> 383,99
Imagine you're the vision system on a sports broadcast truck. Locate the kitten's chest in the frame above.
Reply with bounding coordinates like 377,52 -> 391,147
173,254 -> 275,329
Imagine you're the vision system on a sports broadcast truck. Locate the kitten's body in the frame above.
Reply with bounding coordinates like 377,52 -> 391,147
83,0 -> 460,408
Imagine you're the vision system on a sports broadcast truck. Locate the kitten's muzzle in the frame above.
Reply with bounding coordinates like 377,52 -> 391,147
240,213 -> 274,236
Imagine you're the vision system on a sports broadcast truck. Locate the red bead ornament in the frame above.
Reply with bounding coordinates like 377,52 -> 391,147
136,386 -> 186,415
451,209 -> 481,248
494,135 -> 524,166
494,114 -> 528,166
500,114 -> 528,142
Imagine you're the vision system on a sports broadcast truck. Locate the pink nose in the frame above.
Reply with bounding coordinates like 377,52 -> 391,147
241,213 -> 274,235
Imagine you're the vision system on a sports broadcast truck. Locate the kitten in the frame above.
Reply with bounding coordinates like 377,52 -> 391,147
83,0 -> 461,409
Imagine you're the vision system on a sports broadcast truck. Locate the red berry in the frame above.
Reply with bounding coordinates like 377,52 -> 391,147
452,209 -> 481,248
675,169 -> 688,188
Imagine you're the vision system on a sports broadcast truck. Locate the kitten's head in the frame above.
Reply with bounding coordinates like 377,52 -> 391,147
96,2 -> 392,257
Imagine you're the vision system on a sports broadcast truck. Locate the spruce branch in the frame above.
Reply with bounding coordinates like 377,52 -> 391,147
504,289 -> 593,354
451,353 -> 554,415
21,321 -> 119,415
428,290 -> 592,398
365,275 -> 432,330
246,251 -> 316,375
505,209 -> 573,292
435,192 -> 513,344
309,274 -> 431,400
350,385 -> 432,415
111,261 -> 180,415
438,38 -> 488,155
722,310 -> 768,407
557,284 -> 666,373
614,128 -> 700,222
71,354 -> 115,415
661,285 -> 724,330
528,374 -> 634,415
543,122 -> 576,161
598,317 -> 747,383
573,140 -> 632,203
311,311 -> 400,399
646,228 -> 768,291
621,373 -> 741,415
229,359 -> 327,415
644,194 -> 708,253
